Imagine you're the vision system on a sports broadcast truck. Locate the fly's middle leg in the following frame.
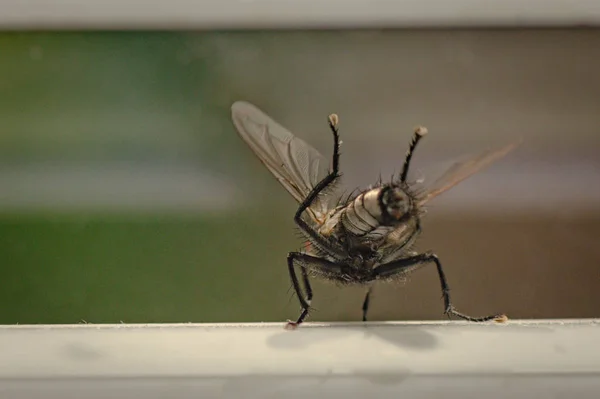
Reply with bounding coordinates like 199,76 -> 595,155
373,252 -> 507,323
285,252 -> 346,330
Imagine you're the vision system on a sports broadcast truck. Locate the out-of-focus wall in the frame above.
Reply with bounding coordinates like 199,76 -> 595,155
0,29 -> 598,324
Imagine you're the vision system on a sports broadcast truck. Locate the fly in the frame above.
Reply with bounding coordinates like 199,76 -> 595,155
231,101 -> 517,329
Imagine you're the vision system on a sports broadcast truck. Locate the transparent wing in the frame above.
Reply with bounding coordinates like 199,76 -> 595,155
418,140 -> 521,205
231,101 -> 336,225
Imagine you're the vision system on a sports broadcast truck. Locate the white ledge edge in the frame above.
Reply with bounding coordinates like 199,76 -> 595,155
3,318 -> 599,329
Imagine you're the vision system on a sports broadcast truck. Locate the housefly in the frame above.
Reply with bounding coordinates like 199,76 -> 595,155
231,101 -> 517,329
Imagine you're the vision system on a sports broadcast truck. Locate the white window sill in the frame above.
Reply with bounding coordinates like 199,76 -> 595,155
1,319 -> 599,398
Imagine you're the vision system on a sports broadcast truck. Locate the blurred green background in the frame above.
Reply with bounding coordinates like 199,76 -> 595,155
1,29 -> 599,324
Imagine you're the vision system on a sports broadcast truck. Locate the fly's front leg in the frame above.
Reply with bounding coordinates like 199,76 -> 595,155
285,251 -> 346,330
374,252 -> 507,322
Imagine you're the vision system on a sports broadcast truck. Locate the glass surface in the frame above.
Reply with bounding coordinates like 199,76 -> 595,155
1,29 -> 599,324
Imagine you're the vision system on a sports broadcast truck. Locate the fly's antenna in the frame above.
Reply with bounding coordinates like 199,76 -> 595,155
400,125 -> 428,183
328,113 -> 339,129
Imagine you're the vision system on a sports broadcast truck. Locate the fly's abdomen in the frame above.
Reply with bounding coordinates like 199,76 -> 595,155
341,188 -> 384,236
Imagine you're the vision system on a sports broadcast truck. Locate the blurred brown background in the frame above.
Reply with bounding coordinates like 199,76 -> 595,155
0,28 -> 598,324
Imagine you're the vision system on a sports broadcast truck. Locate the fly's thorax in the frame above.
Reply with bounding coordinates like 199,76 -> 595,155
377,216 -> 421,263
341,184 -> 415,237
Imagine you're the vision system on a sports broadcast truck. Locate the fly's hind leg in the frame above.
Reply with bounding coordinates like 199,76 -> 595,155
373,252 -> 507,322
286,252 -> 346,330
362,286 -> 373,322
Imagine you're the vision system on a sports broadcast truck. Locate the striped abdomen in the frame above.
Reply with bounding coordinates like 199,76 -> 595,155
341,185 -> 413,237
341,188 -> 385,236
